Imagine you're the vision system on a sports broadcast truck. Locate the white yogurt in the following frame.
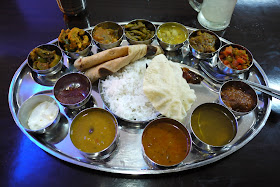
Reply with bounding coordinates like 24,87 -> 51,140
28,101 -> 59,130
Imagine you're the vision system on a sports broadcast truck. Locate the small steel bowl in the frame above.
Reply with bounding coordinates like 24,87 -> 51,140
188,29 -> 221,59
70,107 -> 119,160
124,19 -> 156,45
190,103 -> 238,153
27,44 -> 63,75
142,117 -> 192,168
156,22 -> 189,51
217,43 -> 253,75
17,95 -> 60,134
92,21 -> 124,50
219,80 -> 258,116
53,72 -> 92,109
58,30 -> 92,59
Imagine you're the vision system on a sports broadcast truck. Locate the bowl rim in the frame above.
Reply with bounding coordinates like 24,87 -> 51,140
69,107 -> 119,154
27,43 -> 63,74
189,102 -> 238,148
156,22 -> 189,46
217,43 -> 254,72
188,29 -> 222,55
219,80 -> 259,115
124,19 -> 156,43
141,117 -> 192,167
53,72 -> 92,107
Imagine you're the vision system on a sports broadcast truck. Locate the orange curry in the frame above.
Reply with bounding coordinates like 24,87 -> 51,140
142,122 -> 190,166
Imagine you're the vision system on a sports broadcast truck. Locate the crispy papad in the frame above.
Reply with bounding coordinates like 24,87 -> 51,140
143,54 -> 196,122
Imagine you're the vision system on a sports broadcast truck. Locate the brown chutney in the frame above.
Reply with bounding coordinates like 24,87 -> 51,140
221,83 -> 257,113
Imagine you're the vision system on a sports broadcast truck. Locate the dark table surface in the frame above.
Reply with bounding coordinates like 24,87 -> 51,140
2,0 -> 280,186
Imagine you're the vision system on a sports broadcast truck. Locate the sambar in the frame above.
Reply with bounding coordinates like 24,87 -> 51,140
70,108 -> 118,154
142,118 -> 191,167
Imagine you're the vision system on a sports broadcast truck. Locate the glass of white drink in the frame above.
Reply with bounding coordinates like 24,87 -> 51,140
189,0 -> 237,31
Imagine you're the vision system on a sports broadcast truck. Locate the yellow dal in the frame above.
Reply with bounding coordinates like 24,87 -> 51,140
157,24 -> 188,44
70,109 -> 117,153
191,105 -> 236,146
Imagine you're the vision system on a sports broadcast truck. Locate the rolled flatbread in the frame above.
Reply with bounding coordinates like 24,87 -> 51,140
85,56 -> 130,82
85,44 -> 164,82
74,46 -> 129,71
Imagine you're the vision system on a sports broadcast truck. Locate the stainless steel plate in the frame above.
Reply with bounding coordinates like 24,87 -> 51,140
8,23 -> 271,175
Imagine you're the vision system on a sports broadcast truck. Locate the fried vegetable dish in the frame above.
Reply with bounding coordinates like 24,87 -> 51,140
58,27 -> 90,52
219,45 -> 251,70
30,48 -> 61,70
189,31 -> 218,53
124,21 -> 155,41
93,27 -> 119,44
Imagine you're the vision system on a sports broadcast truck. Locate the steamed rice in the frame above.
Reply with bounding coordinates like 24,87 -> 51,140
101,58 -> 158,121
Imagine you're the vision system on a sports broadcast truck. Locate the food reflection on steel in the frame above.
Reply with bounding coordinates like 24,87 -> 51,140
182,67 -> 203,84
125,21 -> 155,41
189,30 -> 218,53
30,48 -> 61,70
58,27 -> 90,52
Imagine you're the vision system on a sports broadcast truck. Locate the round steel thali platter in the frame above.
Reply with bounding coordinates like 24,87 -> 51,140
8,22 -> 271,175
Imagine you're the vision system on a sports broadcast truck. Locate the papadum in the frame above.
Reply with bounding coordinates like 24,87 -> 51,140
143,54 -> 196,122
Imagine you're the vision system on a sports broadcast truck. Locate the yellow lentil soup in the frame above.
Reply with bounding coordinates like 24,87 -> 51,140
70,108 -> 117,153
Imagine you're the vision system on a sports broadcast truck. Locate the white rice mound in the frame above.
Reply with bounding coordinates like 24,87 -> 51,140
101,58 -> 158,121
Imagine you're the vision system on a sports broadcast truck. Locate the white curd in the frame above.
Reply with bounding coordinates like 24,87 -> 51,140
28,101 -> 59,130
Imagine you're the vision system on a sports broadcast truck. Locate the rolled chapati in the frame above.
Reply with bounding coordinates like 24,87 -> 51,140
85,56 -> 130,82
84,44 -> 164,82
74,46 -> 129,71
